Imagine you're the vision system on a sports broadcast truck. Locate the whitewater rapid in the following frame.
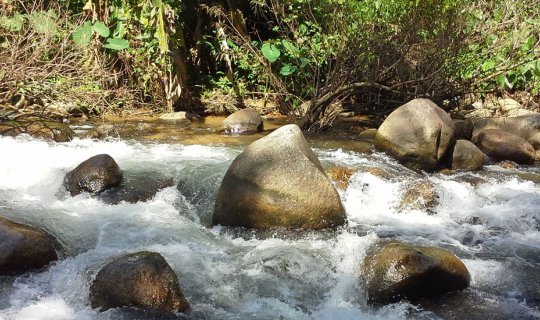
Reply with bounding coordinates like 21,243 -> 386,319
0,135 -> 538,320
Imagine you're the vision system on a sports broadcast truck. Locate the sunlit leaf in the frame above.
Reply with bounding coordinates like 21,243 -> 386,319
93,21 -> 110,38
103,38 -> 129,51
261,43 -> 280,62
72,22 -> 93,46
280,64 -> 297,76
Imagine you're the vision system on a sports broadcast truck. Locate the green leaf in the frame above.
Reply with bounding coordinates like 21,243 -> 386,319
93,21 -> 110,38
103,38 -> 129,51
279,64 -> 297,76
282,40 -> 300,57
261,43 -> 281,63
523,35 -> 537,51
72,22 -> 93,47
481,60 -> 496,72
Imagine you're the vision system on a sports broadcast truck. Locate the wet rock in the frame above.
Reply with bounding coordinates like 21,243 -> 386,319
451,140 -> 485,171
453,119 -> 474,140
90,251 -> 189,312
472,114 -> 540,140
472,129 -> 534,164
527,132 -> 540,149
99,176 -> 174,204
375,99 -> 455,171
499,160 -> 518,170
213,124 -> 346,229
82,124 -> 117,140
0,120 -> 74,142
222,108 -> 263,133
158,112 -> 191,124
397,180 -> 439,214
0,216 -> 58,274
63,154 -> 123,196
361,242 -> 471,304
358,129 -> 377,141
326,166 -> 356,190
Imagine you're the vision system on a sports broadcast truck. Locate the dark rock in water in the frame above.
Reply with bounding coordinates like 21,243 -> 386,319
99,175 -> 174,204
453,119 -> 474,141
375,99 -> 455,171
213,124 -> 346,229
0,216 -> 58,275
472,114 -> 540,140
0,120 -> 74,142
451,140 -> 485,171
90,251 -> 189,312
397,180 -> 439,214
472,129 -> 535,164
361,241 -> 470,304
222,108 -> 263,133
63,154 -> 123,196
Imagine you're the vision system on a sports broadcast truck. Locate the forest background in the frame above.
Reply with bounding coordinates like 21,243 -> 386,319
0,0 -> 539,131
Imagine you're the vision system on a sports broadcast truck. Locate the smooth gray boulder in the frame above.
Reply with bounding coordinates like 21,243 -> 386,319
472,129 -> 535,164
451,140 -> 485,171
222,108 -> 263,133
90,251 -> 189,312
0,216 -> 58,274
213,124 -> 346,229
63,154 -> 123,196
472,114 -> 540,140
361,242 -> 471,304
375,99 -> 455,171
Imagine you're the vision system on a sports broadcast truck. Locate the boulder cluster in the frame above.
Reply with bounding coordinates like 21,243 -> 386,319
374,98 -> 540,172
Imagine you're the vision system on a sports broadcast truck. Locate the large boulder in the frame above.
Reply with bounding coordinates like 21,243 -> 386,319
213,124 -> 346,229
63,154 -> 123,196
0,216 -> 58,274
472,114 -> 540,140
375,99 -> 455,171
222,108 -> 263,133
361,242 -> 471,304
90,251 -> 189,312
451,140 -> 485,171
472,129 -> 535,164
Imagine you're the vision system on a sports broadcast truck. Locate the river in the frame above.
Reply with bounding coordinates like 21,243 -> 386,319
0,119 -> 539,319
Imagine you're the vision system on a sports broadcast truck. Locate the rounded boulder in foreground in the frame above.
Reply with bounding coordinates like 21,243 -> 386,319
63,154 -> 123,196
90,251 -> 189,312
213,124 -> 346,229
375,99 -> 455,171
0,216 -> 58,274
361,242 -> 471,304
222,108 -> 264,133
451,139 -> 486,171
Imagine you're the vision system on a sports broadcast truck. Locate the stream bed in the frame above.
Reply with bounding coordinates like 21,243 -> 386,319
0,120 -> 539,319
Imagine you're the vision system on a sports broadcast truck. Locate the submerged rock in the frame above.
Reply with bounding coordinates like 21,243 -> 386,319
361,242 -> 470,304
63,154 -> 123,196
397,180 -> 439,214
0,216 -> 58,274
472,129 -> 535,164
451,140 -> 485,171
90,251 -> 189,312
99,175 -> 174,204
222,108 -> 263,133
213,124 -> 346,229
375,99 -> 455,171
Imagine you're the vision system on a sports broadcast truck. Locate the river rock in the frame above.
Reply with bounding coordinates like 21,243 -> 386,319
158,111 -> 191,124
222,108 -> 263,133
451,140 -> 485,171
213,124 -> 346,229
375,99 -> 455,171
90,251 -> 189,312
0,216 -> 58,274
98,175 -> 174,204
472,114 -> 540,140
326,166 -> 356,190
361,242 -> 471,304
528,132 -> 540,149
0,120 -> 74,142
453,119 -> 474,140
472,129 -> 535,164
358,129 -> 378,141
397,180 -> 438,214
63,154 -> 123,196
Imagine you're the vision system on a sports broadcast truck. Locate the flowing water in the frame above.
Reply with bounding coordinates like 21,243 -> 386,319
0,121 -> 539,320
